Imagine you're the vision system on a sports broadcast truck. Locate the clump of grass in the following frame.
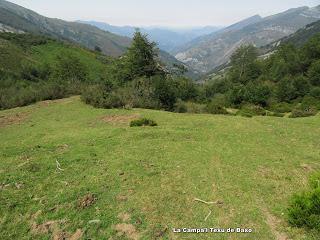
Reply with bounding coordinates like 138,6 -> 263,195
130,118 -> 157,127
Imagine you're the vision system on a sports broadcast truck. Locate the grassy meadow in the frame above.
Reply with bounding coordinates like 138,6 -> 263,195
0,96 -> 319,240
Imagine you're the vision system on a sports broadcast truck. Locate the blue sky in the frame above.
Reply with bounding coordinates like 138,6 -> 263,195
7,0 -> 320,27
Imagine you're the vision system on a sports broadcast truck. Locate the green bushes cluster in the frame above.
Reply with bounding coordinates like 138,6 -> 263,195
288,172 -> 320,231
236,104 -> 267,117
3,31 -> 320,119
202,36 -> 320,118
130,118 -> 158,127
289,106 -> 318,118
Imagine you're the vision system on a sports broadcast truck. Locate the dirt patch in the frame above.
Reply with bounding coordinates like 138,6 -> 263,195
154,226 -> 168,238
116,195 -> 128,202
101,114 -> 140,124
56,144 -> 70,153
31,220 -> 60,235
118,213 -> 131,222
53,231 -> 69,240
262,208 -> 290,240
301,164 -> 313,172
113,223 -> 139,240
38,98 -> 74,107
77,194 -> 97,209
0,112 -> 29,128
69,229 -> 83,240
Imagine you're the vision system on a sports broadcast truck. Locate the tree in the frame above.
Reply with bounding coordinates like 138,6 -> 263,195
54,54 -> 88,84
124,30 -> 161,79
308,60 -> 320,86
229,45 -> 260,84
276,77 -> 297,102
94,46 -> 102,53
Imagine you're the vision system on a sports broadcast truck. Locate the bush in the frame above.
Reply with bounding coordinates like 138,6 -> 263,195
130,118 -> 157,127
301,96 -> 320,111
311,87 -> 320,99
184,102 -> 206,114
269,102 -> 295,113
174,99 -> 188,113
288,172 -> 320,231
206,102 -> 228,115
265,111 -> 285,117
289,107 -> 318,118
237,104 -> 267,117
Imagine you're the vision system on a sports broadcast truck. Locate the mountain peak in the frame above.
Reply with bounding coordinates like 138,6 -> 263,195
225,14 -> 262,32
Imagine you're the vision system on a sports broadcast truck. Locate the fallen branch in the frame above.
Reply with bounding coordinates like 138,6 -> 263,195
56,160 -> 64,171
204,210 -> 212,221
194,198 -> 215,205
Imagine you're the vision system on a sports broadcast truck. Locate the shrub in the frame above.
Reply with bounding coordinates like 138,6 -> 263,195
206,102 -> 228,115
288,172 -> 320,231
265,111 -> 285,117
289,107 -> 318,118
308,60 -> 320,86
311,87 -> 320,99
301,96 -> 320,111
269,102 -> 295,113
237,104 -> 267,117
184,102 -> 206,114
130,118 -> 157,127
174,99 -> 188,113
309,172 -> 320,189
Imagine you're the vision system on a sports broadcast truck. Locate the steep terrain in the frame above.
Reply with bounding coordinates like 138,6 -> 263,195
265,19 -> 320,50
175,6 -> 320,73
0,0 -> 131,56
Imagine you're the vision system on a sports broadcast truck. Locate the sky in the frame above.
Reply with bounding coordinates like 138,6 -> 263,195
7,0 -> 320,27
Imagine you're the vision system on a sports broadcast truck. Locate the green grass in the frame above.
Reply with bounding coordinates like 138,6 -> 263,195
1,96 -> 320,239
0,33 -> 107,81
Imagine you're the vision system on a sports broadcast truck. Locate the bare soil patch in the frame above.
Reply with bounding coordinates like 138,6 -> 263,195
77,193 -> 97,209
101,114 -> 140,124
118,213 -> 131,222
38,98 -> 74,107
0,112 -> 29,128
69,229 -> 83,240
262,208 -> 290,240
113,223 -> 140,240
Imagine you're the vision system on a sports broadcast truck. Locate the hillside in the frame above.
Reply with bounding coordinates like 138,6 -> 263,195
77,20 -> 221,53
0,32 -> 112,110
175,5 -> 320,73
0,0 -> 131,56
1,96 -> 319,239
263,19 -> 320,51
0,33 -> 107,76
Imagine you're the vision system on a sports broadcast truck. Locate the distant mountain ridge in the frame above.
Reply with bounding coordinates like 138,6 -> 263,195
0,0 -> 199,78
175,5 -> 320,73
77,20 -> 221,53
267,19 -> 320,49
0,0 -> 131,56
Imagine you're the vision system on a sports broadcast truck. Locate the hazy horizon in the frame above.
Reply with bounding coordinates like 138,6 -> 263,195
5,0 -> 320,28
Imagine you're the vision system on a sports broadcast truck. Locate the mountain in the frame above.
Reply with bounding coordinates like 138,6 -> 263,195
268,19 -> 320,48
0,0 -> 131,56
0,0 -> 199,78
77,20 -> 221,53
175,5 -> 320,73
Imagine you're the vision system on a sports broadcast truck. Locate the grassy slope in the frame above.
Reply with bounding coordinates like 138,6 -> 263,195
0,97 -> 320,240
0,34 -> 106,80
